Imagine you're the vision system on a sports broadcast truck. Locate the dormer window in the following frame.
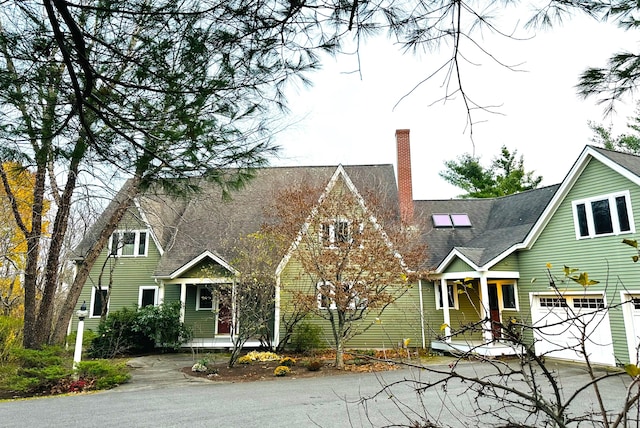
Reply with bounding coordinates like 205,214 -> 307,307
320,219 -> 353,246
572,191 -> 634,239
109,230 -> 148,257
433,213 -> 471,228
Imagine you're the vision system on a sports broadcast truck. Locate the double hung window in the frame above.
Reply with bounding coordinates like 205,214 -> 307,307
109,230 -> 148,256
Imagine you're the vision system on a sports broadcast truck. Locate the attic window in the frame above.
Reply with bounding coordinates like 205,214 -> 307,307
433,214 -> 471,228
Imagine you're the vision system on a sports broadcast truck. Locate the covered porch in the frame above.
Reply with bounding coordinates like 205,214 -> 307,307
432,270 -> 522,357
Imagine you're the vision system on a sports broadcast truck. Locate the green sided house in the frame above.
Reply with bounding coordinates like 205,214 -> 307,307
70,156 -> 424,351
414,144 -> 640,366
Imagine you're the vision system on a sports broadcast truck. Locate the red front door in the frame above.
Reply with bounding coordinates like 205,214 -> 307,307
488,284 -> 501,340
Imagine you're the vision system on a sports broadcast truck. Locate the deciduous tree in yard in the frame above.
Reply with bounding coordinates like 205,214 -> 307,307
270,180 -> 426,369
220,232 -> 282,368
0,163 -> 49,317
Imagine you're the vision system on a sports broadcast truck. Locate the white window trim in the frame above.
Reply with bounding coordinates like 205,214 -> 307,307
109,230 -> 149,257
436,282 -> 459,310
196,286 -> 215,311
138,285 -> 159,307
319,219 -> 357,248
572,190 -> 635,239
317,281 -> 365,310
89,287 -> 109,319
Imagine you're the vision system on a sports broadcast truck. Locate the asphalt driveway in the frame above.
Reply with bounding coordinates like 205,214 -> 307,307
0,354 -> 635,428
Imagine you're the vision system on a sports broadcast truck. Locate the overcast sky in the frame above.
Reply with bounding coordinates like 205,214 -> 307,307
268,10 -> 639,200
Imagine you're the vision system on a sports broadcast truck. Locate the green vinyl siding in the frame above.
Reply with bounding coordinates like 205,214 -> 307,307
184,286 -> 217,338
163,284 -> 180,303
422,280 -> 483,342
492,253 -> 519,272
518,158 -> 640,364
278,258 -> 424,350
72,213 -> 161,333
447,258 -> 473,273
182,261 -> 232,279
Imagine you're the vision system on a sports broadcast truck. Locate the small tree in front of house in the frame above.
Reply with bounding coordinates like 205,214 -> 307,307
272,179 -> 425,369
222,232 -> 280,368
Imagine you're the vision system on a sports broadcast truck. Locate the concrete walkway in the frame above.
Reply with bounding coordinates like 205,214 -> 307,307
118,352 -> 213,391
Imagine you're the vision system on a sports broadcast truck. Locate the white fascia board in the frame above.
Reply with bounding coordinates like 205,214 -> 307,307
275,165 -> 397,275
133,197 -> 164,256
523,146 -> 592,248
435,249 -> 482,274
165,250 -> 238,280
524,145 -> 640,249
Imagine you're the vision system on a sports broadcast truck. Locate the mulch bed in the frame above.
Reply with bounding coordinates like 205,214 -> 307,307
181,351 -> 403,383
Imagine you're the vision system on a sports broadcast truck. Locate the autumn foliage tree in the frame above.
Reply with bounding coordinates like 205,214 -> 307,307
269,178 -> 426,368
0,163 -> 49,317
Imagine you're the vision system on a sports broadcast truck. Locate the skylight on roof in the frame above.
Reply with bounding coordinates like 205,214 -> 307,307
451,214 -> 471,227
433,213 -> 472,228
432,214 -> 453,227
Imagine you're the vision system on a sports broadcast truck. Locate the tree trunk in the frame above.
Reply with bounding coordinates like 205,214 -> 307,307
51,177 -> 141,344
35,143 -> 85,346
336,340 -> 345,369
22,161 -> 47,349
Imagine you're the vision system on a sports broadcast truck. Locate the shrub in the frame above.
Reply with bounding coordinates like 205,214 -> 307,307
5,347 -> 72,394
237,355 -> 252,364
0,316 -> 22,363
11,346 -> 67,368
290,322 -> 323,353
306,360 -> 323,372
274,366 -> 290,377
88,307 -> 149,358
88,302 -> 192,358
244,350 -> 280,362
75,360 -> 130,390
279,357 -> 296,367
133,302 -> 192,350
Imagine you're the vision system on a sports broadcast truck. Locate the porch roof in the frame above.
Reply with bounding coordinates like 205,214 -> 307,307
416,184 -> 560,270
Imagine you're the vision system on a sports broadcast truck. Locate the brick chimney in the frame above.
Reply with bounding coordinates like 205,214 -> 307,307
396,129 -> 414,224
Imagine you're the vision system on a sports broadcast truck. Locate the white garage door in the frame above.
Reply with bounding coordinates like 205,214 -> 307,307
622,294 -> 640,365
531,294 -> 615,366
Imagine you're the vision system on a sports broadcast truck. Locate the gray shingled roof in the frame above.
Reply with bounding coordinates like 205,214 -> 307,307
415,184 -> 560,269
75,164 -> 399,278
590,145 -> 640,176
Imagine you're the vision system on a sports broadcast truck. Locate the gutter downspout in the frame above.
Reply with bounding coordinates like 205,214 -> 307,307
273,274 -> 281,351
418,279 -> 426,349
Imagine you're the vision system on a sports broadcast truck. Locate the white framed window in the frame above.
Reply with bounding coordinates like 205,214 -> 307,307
320,219 -> 356,247
109,230 -> 149,257
436,282 -> 459,310
196,286 -> 214,311
90,287 -> 109,318
138,286 -> 159,308
317,281 -> 365,310
572,191 -> 634,239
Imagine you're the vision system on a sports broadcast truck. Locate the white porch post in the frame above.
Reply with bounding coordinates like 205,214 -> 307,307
179,282 -> 187,323
158,281 -> 165,304
440,278 -> 451,342
479,274 -> 492,343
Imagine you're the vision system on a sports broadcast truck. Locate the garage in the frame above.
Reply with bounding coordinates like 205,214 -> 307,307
530,293 -> 615,366
622,293 -> 640,365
